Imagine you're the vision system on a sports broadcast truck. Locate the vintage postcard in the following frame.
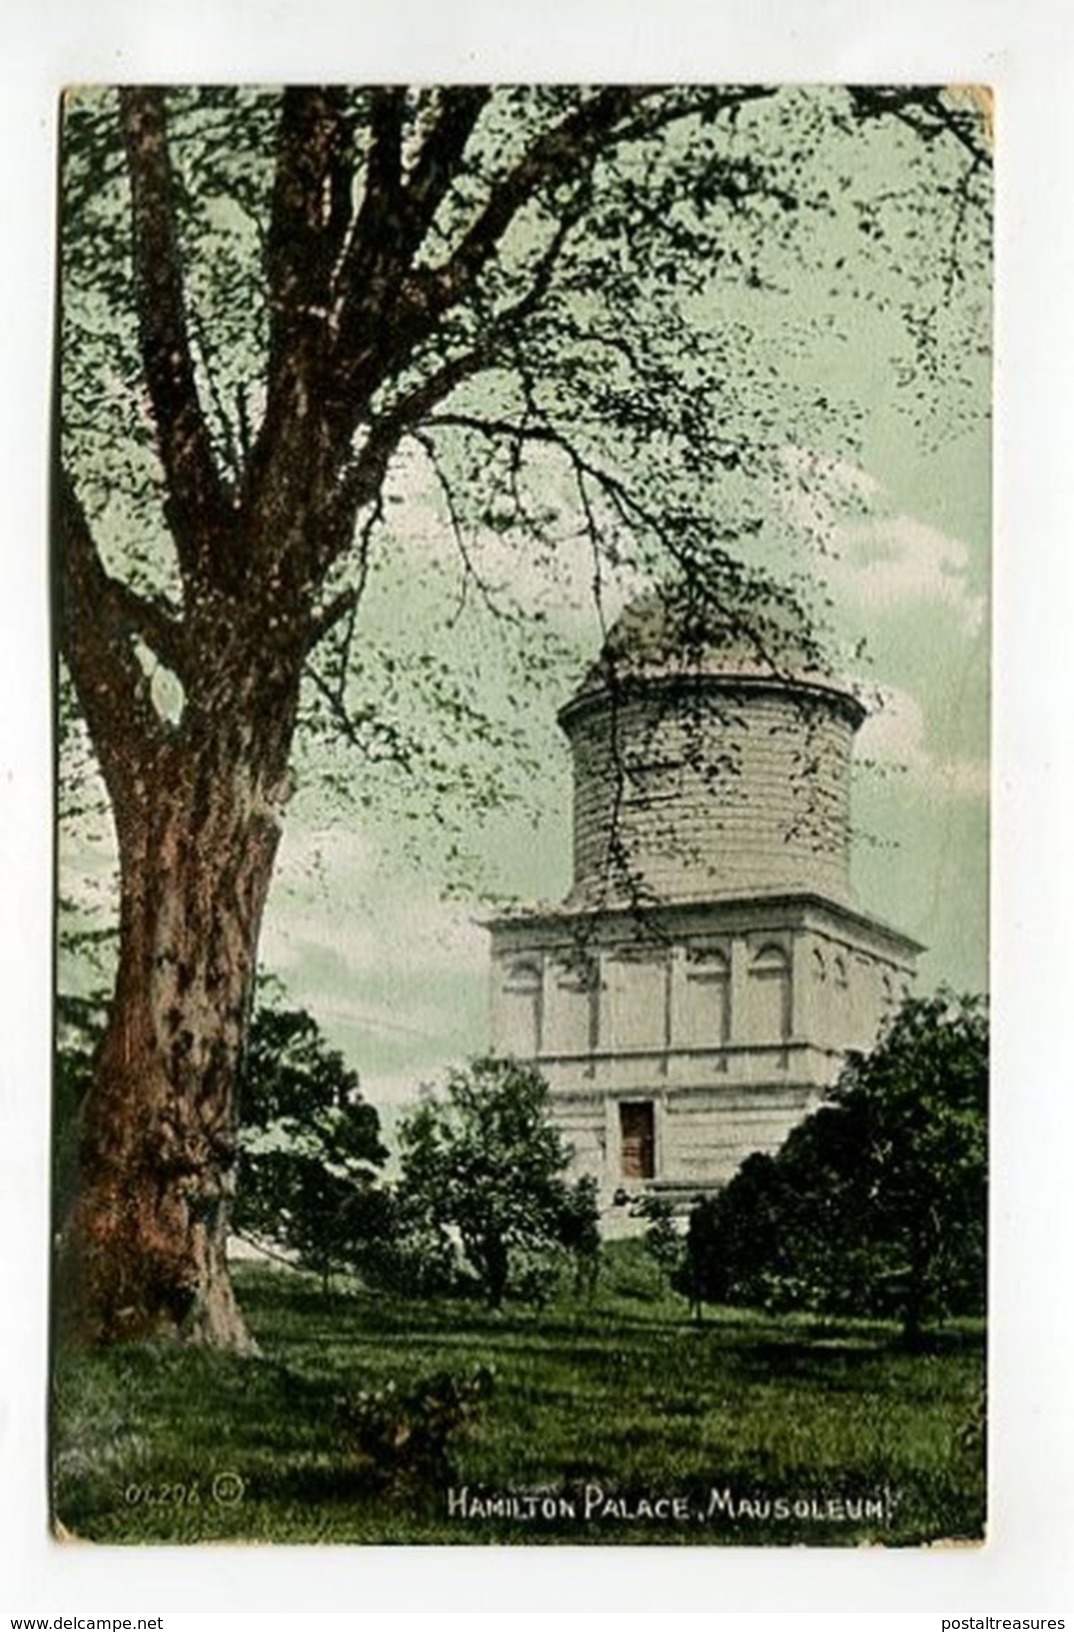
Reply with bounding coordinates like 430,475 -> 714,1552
52,83 -> 990,1545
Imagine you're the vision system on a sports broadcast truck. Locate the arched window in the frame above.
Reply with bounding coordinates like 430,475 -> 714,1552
606,952 -> 668,1051
681,947 -> 731,1049
748,943 -> 791,1043
499,958 -> 542,1057
812,948 -> 827,984
546,954 -> 599,1056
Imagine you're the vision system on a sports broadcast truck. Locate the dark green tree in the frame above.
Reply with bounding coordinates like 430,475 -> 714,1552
56,84 -> 990,1347
681,992 -> 988,1340
635,1193 -> 684,1294
835,990 -> 988,1340
233,998 -> 387,1293
397,1057 -> 593,1307
557,1172 -> 602,1296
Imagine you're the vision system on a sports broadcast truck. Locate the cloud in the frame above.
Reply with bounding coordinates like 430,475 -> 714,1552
265,825 -> 488,980
830,515 -> 986,635
776,446 -> 985,636
858,685 -> 989,801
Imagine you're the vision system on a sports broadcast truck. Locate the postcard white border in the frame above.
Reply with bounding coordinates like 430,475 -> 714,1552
2,0 -> 1072,1617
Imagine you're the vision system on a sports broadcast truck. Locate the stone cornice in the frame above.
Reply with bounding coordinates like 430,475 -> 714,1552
557,667 -> 867,737
482,887 -> 924,963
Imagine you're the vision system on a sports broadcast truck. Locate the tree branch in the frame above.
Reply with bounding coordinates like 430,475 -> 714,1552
402,88 -> 646,320
257,87 -> 358,467
305,86 -> 771,506
108,579 -> 189,680
265,87 -> 356,350
421,408 -> 804,677
56,467 -> 172,809
848,86 -> 993,168
305,585 -> 360,649
315,341 -> 501,580
329,88 -> 713,414
347,177 -> 594,497
400,88 -> 491,250
411,427 -> 513,628
401,86 -> 774,326
242,87 -> 372,569
333,87 -> 406,304
361,87 -> 406,220
119,88 -> 233,566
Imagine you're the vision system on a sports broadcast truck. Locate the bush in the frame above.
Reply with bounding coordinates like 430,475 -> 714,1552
233,994 -> 388,1291
348,1192 -> 461,1299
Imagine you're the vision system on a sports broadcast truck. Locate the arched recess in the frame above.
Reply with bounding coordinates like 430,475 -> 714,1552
748,942 -> 792,1044
546,953 -> 600,1058
499,958 -> 543,1057
680,947 -> 731,1050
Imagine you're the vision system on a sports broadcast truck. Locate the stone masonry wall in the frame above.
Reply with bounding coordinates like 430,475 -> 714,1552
564,681 -> 858,905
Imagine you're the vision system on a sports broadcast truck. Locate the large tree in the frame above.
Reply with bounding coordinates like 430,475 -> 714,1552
56,85 -> 990,1349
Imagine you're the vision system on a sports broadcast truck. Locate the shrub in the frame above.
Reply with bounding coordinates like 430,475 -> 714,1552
336,1367 -> 494,1495
681,992 -> 988,1339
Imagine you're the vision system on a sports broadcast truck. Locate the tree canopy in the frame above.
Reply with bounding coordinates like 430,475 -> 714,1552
397,1057 -> 594,1306
59,85 -> 991,857
233,993 -> 388,1291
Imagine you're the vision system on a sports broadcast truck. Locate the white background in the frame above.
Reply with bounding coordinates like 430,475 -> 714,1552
1,0 -> 1071,1620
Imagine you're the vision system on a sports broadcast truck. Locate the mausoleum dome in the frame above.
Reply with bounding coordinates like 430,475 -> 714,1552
572,577 -> 853,698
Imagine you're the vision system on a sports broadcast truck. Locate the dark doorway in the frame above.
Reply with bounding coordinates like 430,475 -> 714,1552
619,1101 -> 655,1179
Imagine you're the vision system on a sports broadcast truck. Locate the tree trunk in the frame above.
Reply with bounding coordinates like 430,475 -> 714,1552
483,1235 -> 509,1310
60,723 -> 288,1351
900,1228 -> 933,1350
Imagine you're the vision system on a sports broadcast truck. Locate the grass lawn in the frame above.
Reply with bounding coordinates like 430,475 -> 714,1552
52,1248 -> 986,1546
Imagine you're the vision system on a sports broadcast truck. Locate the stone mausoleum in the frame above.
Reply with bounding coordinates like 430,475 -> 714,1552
485,585 -> 921,1217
